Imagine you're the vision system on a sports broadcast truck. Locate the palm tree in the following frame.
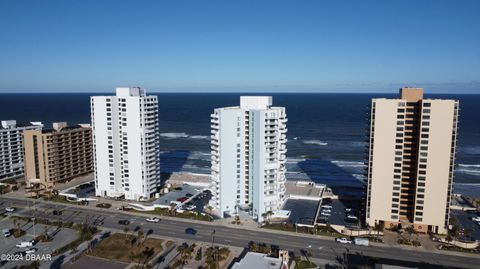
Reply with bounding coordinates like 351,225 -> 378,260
137,230 -> 144,245
374,222 -> 384,237
123,226 -> 129,239
405,226 -> 415,242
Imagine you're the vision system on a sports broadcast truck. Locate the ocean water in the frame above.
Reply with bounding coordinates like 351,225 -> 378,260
1,93 -> 479,196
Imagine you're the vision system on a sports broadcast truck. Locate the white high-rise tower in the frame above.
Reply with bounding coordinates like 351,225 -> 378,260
210,96 -> 287,222
91,87 -> 160,200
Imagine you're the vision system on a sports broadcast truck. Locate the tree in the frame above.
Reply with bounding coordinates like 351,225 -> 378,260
374,222 -> 384,237
405,226 -> 415,242
137,230 -> 144,245
123,227 -> 130,239
446,234 -> 453,244
464,228 -> 473,241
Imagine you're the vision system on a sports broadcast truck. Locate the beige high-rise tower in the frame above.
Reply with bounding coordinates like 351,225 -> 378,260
365,87 -> 459,234
23,122 -> 93,190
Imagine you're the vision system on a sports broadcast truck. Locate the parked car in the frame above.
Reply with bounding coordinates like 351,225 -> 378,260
321,212 -> 331,217
16,241 -> 34,248
186,205 -> 197,210
118,220 -> 130,225
3,228 -> 11,237
471,216 -> 480,222
185,228 -> 197,235
146,217 -> 160,223
25,248 -> 37,254
5,207 -> 16,212
354,238 -> 369,246
321,208 -> 332,213
345,208 -> 352,212
177,197 -> 188,203
321,205 -> 332,209
335,237 -> 352,244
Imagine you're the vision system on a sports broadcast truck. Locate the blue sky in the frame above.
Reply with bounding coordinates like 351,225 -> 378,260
0,0 -> 479,93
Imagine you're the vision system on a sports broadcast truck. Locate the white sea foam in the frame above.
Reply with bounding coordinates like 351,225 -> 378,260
456,168 -> 480,176
190,135 -> 209,140
286,157 -> 307,163
458,164 -> 480,168
159,132 -> 209,140
331,160 -> 365,168
160,132 -> 189,138
303,140 -> 328,146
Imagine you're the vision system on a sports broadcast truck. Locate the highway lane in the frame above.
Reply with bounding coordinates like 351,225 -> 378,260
1,197 -> 479,268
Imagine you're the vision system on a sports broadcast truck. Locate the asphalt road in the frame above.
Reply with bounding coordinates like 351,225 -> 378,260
1,196 -> 479,268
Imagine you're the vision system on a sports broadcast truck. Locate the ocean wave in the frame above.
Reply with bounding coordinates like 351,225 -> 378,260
286,157 -> 307,163
303,140 -> 328,146
160,132 -> 209,140
456,168 -> 480,176
331,160 -> 365,168
190,135 -> 209,140
455,183 -> 480,186
458,164 -> 480,168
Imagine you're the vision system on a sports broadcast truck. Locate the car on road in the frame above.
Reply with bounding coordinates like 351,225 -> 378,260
118,220 -> 130,225
185,193 -> 193,197
353,237 -> 369,246
335,237 -> 352,244
185,228 -> 197,235
25,248 -> 37,254
5,207 -> 16,212
3,228 -> 11,237
146,217 -> 160,223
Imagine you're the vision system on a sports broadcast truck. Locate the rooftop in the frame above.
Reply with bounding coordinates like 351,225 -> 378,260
1,120 -> 43,130
231,252 -> 287,269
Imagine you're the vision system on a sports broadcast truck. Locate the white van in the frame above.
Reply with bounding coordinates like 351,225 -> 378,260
354,237 -> 369,246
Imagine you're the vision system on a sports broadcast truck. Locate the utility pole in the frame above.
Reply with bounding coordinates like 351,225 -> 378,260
32,200 -> 36,237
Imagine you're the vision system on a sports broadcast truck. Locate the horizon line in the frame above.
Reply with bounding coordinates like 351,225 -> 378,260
0,90 -> 479,95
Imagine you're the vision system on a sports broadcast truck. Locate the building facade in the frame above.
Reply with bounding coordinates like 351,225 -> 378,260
0,120 -> 43,182
91,87 -> 160,200
210,96 -> 287,222
365,87 -> 459,234
23,122 -> 93,188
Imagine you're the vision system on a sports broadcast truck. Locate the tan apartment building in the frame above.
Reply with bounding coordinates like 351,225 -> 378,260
365,87 -> 459,234
23,122 -> 93,189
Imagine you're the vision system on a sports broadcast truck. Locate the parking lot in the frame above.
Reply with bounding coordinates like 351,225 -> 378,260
153,184 -> 203,207
0,209 -> 78,268
282,198 -> 320,226
317,198 -> 361,228
451,209 -> 480,241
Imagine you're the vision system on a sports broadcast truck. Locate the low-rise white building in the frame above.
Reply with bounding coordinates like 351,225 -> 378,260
91,87 -> 160,200
210,96 -> 288,222
0,120 -> 43,181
